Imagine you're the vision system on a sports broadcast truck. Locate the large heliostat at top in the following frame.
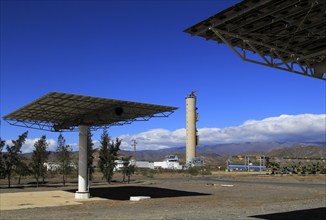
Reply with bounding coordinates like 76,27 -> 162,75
184,0 -> 326,80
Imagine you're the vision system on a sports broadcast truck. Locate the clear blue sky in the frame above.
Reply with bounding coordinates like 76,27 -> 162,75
1,0 -> 325,151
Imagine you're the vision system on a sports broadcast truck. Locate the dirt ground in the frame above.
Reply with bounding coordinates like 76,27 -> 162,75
1,172 -> 325,220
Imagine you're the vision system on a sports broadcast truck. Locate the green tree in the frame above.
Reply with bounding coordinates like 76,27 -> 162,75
2,131 -> 28,187
0,138 -> 4,150
87,128 -> 95,181
187,167 -> 200,176
125,164 -> 135,184
267,161 -> 280,174
0,138 -> 6,178
16,158 -> 32,185
56,133 -> 72,186
121,156 -> 130,182
31,135 -> 49,187
98,128 -> 121,184
121,156 -> 135,183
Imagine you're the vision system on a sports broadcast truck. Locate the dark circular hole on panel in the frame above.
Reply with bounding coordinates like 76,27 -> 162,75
114,107 -> 124,116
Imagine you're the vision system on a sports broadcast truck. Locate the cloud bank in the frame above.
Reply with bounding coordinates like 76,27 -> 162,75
4,114 -> 325,153
4,138 -> 57,154
119,114 -> 326,151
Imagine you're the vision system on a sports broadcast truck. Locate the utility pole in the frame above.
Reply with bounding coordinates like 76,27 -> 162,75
131,139 -> 137,165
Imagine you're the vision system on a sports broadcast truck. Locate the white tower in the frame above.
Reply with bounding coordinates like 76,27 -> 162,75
186,91 -> 199,164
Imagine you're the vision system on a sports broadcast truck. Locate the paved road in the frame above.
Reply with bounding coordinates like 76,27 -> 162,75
201,176 -> 326,187
1,174 -> 325,220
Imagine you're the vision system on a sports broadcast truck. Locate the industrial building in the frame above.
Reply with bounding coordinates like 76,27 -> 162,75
127,155 -> 183,170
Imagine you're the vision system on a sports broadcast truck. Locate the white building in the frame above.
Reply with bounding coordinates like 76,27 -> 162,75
153,155 -> 182,170
134,161 -> 154,169
114,160 -> 155,171
44,162 -> 77,171
124,155 -> 183,170
114,160 -> 125,171
44,162 -> 61,171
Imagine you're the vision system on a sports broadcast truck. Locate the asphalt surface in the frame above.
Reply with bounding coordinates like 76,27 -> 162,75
1,174 -> 325,220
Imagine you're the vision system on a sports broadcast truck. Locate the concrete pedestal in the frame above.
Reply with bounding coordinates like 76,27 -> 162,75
75,191 -> 90,199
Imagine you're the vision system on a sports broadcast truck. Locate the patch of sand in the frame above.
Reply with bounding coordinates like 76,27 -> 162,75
0,190 -> 106,211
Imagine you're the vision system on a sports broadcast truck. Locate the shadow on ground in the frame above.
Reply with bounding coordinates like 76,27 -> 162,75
67,186 -> 211,200
250,207 -> 326,220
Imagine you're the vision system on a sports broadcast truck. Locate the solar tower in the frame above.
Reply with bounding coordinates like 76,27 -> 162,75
186,91 -> 199,165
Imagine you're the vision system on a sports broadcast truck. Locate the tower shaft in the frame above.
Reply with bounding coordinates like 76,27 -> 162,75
186,92 -> 198,163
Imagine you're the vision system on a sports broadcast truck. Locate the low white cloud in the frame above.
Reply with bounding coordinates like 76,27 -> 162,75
4,138 -> 57,154
119,128 -> 186,151
3,114 -> 325,153
118,114 -> 326,150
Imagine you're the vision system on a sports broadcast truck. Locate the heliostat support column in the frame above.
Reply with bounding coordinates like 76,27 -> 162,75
75,125 -> 90,199
186,91 -> 198,164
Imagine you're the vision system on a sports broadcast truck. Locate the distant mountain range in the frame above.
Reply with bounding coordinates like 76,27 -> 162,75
197,142 -> 325,155
23,141 -> 325,166
118,141 -> 325,162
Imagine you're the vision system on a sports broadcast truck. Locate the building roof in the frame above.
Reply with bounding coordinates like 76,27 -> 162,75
3,92 -> 178,131
184,0 -> 326,80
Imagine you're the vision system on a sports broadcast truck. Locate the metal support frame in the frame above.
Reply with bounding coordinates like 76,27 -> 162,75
4,108 -> 175,132
4,111 -> 175,132
210,27 -> 325,80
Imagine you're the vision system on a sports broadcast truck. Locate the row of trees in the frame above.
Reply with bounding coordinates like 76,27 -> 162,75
268,161 -> 326,174
0,130 -> 93,188
0,132 -> 29,187
1,128 -> 134,188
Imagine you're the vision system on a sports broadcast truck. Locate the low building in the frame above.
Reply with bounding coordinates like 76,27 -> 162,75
227,165 -> 266,171
44,162 -> 61,171
114,160 -> 125,171
115,155 -> 183,171
153,155 -> 182,170
44,162 -> 77,171
114,160 -> 155,171
134,161 -> 154,169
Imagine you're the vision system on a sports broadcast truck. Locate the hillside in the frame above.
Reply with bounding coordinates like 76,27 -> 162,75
266,145 -> 325,158
121,142 -> 325,160
106,144 -> 325,167
21,142 -> 325,167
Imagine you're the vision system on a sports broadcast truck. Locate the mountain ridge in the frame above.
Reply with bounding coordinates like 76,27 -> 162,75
129,141 -> 325,155
22,141 -> 325,165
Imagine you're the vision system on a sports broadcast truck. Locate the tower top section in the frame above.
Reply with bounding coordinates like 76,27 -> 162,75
186,90 -> 198,99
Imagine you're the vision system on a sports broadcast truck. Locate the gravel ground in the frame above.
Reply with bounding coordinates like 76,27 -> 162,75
1,174 -> 325,220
